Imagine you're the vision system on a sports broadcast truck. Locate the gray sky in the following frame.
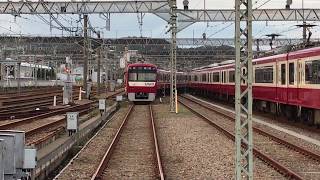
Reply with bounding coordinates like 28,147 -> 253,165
0,0 -> 320,39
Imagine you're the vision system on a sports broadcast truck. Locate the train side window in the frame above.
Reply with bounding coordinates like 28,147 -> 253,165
221,71 -> 224,83
289,63 -> 294,85
202,73 -> 206,82
229,70 -> 235,83
281,64 -> 286,85
212,72 -> 219,82
255,66 -> 273,83
305,60 -> 320,84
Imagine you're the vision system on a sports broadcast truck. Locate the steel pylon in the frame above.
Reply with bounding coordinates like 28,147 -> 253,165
235,0 -> 253,179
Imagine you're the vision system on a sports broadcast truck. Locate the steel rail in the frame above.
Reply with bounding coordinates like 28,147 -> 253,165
91,105 -> 134,180
24,105 -> 97,137
181,95 -> 320,162
0,89 -> 123,127
25,105 -> 97,148
178,97 -> 303,180
0,103 -> 92,130
149,105 -> 165,180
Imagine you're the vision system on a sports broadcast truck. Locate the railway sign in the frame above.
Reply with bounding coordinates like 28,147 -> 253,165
23,148 -> 37,169
116,95 -> 123,102
67,112 -> 79,134
119,57 -> 125,68
99,99 -> 106,111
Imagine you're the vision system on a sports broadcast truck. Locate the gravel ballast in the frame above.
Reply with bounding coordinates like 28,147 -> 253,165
153,100 -> 284,179
102,105 -> 157,179
56,103 -> 130,180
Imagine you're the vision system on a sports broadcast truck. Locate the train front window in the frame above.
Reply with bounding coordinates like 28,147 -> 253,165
128,67 -> 157,82
305,60 -> 320,84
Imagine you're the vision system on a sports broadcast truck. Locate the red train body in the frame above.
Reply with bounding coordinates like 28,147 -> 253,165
186,47 -> 320,125
126,47 -> 320,126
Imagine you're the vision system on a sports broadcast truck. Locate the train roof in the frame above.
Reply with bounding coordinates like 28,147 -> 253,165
127,62 -> 157,68
158,69 -> 185,74
192,46 -> 320,73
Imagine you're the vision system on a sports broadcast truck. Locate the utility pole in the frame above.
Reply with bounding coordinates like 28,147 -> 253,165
83,14 -> 89,98
17,61 -> 21,95
169,0 -> 178,113
97,32 -> 101,96
105,46 -> 109,92
235,0 -> 253,179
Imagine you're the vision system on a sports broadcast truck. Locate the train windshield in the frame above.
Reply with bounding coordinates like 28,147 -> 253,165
128,66 -> 157,82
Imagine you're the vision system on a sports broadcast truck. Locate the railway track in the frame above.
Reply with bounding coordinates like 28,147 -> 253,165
14,90 -> 123,148
91,104 -> 164,180
179,95 -> 320,179
0,87 -> 122,120
26,106 -> 98,148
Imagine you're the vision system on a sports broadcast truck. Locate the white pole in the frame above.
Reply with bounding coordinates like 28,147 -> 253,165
79,87 -> 82,100
53,95 -> 57,106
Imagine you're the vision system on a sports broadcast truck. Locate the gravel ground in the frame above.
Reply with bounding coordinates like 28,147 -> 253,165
102,105 -> 157,179
14,115 -> 65,131
188,94 -> 320,154
180,96 -> 320,179
25,111 -> 98,146
56,103 -> 130,180
153,100 -> 283,179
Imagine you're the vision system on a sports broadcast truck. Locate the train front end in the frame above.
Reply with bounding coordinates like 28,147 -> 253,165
126,63 -> 157,102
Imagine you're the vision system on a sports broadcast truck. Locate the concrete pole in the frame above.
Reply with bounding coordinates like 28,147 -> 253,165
17,62 -> 21,95
83,14 -> 89,98
97,32 -> 101,96
97,49 -> 101,96
44,61 -> 47,80
105,47 -> 109,92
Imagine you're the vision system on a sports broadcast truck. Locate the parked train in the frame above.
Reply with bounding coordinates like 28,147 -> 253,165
125,63 -> 158,102
124,62 -> 187,102
188,46 -> 320,126
125,46 -> 320,126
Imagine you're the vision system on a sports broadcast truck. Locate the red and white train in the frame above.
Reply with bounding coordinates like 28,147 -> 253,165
188,47 -> 320,126
125,47 -> 320,126
125,63 -> 158,102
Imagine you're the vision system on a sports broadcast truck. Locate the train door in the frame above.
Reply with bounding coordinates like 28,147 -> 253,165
277,61 -> 287,103
288,60 -> 298,104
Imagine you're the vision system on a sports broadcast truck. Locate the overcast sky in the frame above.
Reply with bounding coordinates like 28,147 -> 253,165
1,0 -> 320,39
